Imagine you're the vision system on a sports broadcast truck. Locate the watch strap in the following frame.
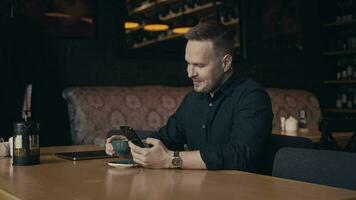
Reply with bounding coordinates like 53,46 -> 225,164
172,151 -> 182,169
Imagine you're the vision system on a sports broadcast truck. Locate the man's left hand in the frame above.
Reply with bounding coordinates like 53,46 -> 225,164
129,137 -> 173,169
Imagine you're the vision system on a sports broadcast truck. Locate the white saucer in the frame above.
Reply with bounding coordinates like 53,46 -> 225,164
107,160 -> 138,168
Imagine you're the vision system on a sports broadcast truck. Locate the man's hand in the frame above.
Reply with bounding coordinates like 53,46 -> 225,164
129,137 -> 173,169
105,135 -> 128,156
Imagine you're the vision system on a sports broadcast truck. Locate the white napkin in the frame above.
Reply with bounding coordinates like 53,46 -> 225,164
0,141 -> 9,157
285,116 -> 298,132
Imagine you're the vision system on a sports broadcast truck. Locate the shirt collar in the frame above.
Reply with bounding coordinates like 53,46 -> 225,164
218,71 -> 243,96
201,71 -> 244,99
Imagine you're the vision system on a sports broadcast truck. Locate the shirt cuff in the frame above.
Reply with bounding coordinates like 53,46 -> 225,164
199,146 -> 223,170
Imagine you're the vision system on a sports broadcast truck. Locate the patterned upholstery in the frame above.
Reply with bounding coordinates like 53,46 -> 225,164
63,86 -> 192,146
267,88 -> 321,133
63,86 -> 321,146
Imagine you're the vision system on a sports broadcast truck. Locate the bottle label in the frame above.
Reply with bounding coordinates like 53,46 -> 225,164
14,135 -> 22,149
29,135 -> 39,149
28,135 -> 40,156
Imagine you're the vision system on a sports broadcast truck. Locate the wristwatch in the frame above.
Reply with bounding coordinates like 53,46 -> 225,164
171,151 -> 183,169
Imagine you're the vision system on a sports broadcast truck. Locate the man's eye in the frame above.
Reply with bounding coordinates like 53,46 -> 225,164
188,63 -> 204,68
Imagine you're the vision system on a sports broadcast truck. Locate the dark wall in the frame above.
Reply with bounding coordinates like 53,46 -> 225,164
0,0 -> 323,146
242,0 -> 323,91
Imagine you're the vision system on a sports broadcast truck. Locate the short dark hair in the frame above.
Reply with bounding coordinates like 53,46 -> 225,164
184,20 -> 235,58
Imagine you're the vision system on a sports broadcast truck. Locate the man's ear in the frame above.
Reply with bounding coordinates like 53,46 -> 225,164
222,54 -> 233,72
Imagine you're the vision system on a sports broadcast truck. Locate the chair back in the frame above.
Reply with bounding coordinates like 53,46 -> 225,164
319,118 -> 356,151
258,134 -> 313,175
273,147 -> 356,190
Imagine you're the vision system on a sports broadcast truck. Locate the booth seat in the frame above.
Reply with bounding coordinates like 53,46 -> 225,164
63,86 -> 321,146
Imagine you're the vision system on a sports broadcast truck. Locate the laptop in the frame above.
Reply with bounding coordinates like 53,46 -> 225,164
55,150 -> 111,161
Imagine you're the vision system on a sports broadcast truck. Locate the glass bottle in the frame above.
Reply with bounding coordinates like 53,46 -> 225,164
336,94 -> 343,108
298,110 -> 308,131
12,119 -> 40,166
347,88 -> 353,108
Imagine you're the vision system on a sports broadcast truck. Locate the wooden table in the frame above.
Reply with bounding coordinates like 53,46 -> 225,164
0,145 -> 355,200
273,129 -> 353,143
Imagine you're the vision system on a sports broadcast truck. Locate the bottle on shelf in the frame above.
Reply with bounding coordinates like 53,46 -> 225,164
336,0 -> 344,22
353,89 -> 356,107
341,89 -> 348,106
280,117 -> 286,131
336,94 -> 343,108
351,57 -> 356,79
337,72 -> 342,79
353,71 -> 356,79
347,88 -> 354,108
335,57 -> 356,80
298,110 -> 308,131
342,70 -> 348,79
336,58 -> 343,79
346,64 -> 353,79
339,29 -> 349,50
345,0 -> 353,21
336,0 -> 354,22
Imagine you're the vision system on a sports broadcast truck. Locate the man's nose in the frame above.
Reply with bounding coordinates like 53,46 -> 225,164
187,66 -> 197,78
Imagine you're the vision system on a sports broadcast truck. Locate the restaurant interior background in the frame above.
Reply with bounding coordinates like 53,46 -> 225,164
0,0 -> 353,146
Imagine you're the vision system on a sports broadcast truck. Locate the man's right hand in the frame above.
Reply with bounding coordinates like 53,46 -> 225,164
105,135 -> 128,156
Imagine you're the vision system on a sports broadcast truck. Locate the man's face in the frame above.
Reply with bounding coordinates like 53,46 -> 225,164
185,40 -> 224,94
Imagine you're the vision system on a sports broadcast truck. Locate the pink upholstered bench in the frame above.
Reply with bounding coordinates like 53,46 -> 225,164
63,86 -> 192,146
63,86 -> 321,146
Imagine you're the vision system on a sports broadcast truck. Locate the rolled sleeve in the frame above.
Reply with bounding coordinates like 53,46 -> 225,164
149,114 -> 186,151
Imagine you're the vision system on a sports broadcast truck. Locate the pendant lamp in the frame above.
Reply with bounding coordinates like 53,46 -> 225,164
143,1 -> 169,32
125,21 -> 140,30
124,11 -> 140,30
172,1 -> 191,34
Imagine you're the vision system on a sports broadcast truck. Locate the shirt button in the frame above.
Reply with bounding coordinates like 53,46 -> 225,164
202,125 -> 206,129
209,103 -> 213,107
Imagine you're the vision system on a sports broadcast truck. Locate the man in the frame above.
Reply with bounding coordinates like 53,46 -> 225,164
106,20 -> 273,171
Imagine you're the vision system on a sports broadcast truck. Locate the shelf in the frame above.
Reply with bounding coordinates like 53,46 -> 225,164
132,34 -> 182,48
323,50 -> 356,56
160,2 -> 222,22
222,18 -> 239,26
124,18 -> 237,34
324,80 -> 356,84
131,0 -> 181,15
323,19 -> 356,28
324,109 -> 356,113
132,36 -> 240,49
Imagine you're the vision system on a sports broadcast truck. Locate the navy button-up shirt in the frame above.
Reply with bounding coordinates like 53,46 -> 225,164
150,72 -> 273,171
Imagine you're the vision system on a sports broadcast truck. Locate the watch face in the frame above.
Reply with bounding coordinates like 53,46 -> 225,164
172,157 -> 182,168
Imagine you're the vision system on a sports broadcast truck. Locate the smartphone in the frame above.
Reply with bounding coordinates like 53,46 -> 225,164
119,126 -> 145,148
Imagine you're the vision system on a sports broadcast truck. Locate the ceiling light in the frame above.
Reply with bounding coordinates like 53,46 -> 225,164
143,24 -> 169,32
172,27 -> 190,34
125,22 -> 140,29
